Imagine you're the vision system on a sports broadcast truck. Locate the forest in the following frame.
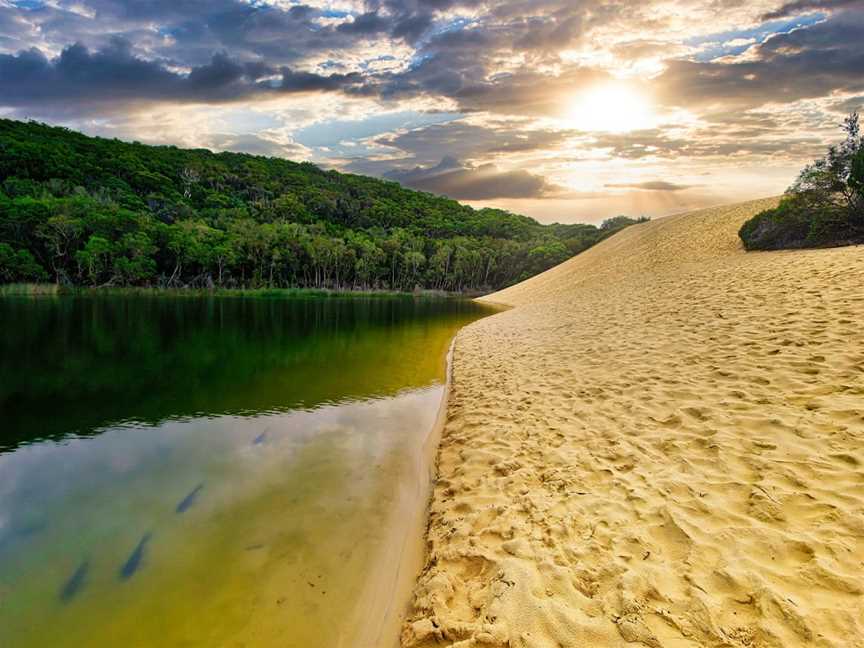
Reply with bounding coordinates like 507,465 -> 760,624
0,119 -> 645,292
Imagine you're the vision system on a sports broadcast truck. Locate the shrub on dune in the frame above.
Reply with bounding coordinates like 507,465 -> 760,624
740,113 -> 864,250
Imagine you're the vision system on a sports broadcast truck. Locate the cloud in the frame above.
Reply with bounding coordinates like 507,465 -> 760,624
655,9 -> 864,110
279,67 -> 366,93
605,181 -> 695,191
204,133 -> 311,159
385,156 -> 559,200
372,120 -> 569,163
0,0 -> 458,69
0,38 -> 368,116
829,94 -> 864,113
337,11 -> 391,35
590,126 -> 823,161
762,0 -> 864,20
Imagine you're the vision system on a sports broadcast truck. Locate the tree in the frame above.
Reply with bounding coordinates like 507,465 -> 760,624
76,235 -> 114,285
0,243 -> 48,282
38,213 -> 84,283
351,234 -> 385,289
791,113 -> 863,220
113,231 -> 157,284
600,215 -> 648,231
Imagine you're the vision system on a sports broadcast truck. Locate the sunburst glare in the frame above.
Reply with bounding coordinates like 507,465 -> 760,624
567,83 -> 656,133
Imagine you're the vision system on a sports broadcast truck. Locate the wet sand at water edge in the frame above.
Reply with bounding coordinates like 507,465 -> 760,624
401,198 -> 864,647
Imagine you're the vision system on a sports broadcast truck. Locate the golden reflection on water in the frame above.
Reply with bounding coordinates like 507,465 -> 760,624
2,390 -> 441,648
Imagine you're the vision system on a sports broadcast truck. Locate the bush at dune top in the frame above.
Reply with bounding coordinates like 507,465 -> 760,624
740,113 -> 864,251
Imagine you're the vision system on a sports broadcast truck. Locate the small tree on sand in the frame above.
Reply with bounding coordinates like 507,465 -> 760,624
790,113 -> 864,224
739,113 -> 864,250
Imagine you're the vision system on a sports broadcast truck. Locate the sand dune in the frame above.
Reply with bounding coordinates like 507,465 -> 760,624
401,198 -> 864,647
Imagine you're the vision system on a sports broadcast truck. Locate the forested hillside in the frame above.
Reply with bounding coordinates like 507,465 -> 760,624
0,119 -> 643,291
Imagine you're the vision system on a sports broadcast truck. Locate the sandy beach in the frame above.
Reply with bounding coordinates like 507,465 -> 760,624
401,198 -> 864,647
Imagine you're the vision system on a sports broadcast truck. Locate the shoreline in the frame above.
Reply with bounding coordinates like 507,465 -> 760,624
351,298 -> 510,647
0,283 -> 485,300
351,339 -> 458,648
346,312 -> 502,648
400,198 -> 864,647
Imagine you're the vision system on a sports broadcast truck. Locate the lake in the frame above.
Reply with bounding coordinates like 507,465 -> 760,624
0,293 -> 494,648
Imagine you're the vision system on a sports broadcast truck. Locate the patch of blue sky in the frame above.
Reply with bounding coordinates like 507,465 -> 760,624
403,16 -> 478,70
406,50 -> 436,73
10,0 -> 45,10
688,13 -> 825,61
320,9 -> 351,19
413,15 -> 477,50
316,142 -> 381,160
429,16 -> 476,37
157,25 -> 184,39
295,110 -> 462,153
358,55 -> 398,72
317,55 -> 398,74
241,0 -> 292,8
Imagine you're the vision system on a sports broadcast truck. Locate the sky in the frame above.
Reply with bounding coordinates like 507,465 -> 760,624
1,0 -> 863,224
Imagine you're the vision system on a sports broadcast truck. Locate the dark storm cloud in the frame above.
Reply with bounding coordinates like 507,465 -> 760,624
5,0 -> 460,64
373,120 -> 570,165
337,12 -> 390,35
0,38 -> 367,114
369,0 -> 484,42
0,0 -> 606,115
605,181 -> 695,191
384,156 -> 558,200
280,68 -> 366,93
0,39 -> 186,104
762,0 -> 864,19
0,0 -> 490,113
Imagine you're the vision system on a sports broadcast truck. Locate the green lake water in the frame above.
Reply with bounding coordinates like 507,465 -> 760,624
0,294 -> 493,648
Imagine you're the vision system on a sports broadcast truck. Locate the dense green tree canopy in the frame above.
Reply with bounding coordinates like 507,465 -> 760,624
0,119 -> 645,291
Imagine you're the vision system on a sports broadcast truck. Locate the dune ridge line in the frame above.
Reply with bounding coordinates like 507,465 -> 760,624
401,198 -> 864,648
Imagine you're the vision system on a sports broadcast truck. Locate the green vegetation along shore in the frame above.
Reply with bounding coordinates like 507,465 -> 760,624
0,282 -> 457,300
0,119 -> 645,292
740,113 -> 864,250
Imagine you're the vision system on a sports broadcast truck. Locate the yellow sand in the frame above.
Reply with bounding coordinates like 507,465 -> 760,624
401,198 -> 864,647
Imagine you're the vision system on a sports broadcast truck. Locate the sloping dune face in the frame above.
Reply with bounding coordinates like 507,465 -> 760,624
402,198 -> 864,647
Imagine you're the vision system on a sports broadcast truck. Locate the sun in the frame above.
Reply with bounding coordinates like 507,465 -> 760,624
566,83 -> 656,133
